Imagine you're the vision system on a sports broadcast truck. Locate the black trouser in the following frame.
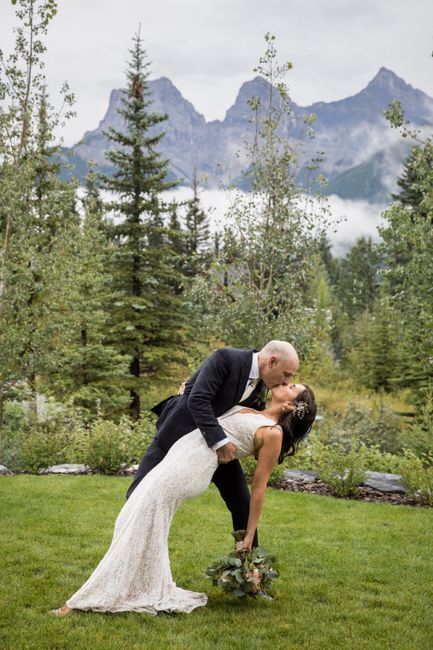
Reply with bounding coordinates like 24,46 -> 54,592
126,438 -> 258,547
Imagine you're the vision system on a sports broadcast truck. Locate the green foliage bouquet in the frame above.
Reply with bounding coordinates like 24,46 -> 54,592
205,531 -> 280,598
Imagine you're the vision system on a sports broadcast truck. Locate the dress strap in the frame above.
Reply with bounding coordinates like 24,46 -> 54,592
255,415 -> 282,430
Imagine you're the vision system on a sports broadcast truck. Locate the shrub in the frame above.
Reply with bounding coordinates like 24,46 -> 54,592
403,391 -> 433,461
315,441 -> 367,497
0,400 -> 157,474
359,444 -> 403,473
13,419 -> 71,472
81,420 -> 130,475
399,450 -> 433,506
284,432 -> 326,471
326,401 -> 404,455
241,456 -> 285,486
75,412 -> 156,475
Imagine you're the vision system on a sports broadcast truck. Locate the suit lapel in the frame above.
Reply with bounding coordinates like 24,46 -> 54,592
234,349 -> 255,404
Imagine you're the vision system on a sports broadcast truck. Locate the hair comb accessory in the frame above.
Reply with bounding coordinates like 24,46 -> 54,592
293,401 -> 308,419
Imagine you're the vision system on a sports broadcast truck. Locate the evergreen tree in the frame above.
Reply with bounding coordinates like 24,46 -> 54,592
381,98 -> 433,399
335,237 -> 380,322
346,290 -> 400,392
44,164 -> 131,419
392,145 -> 433,218
183,171 -> 211,277
99,30 -> 186,418
167,200 -> 187,295
317,234 -> 339,286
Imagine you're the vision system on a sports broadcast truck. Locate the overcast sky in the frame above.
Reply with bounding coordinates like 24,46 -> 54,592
1,0 -> 432,146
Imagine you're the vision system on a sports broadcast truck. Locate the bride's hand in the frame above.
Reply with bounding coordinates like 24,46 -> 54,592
236,539 -> 252,553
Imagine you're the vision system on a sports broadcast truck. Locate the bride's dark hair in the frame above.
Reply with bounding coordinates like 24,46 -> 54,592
276,384 -> 317,463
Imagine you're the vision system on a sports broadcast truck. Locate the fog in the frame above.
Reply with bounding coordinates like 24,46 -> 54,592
161,187 -> 385,257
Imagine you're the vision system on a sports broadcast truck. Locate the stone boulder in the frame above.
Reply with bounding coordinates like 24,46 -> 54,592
0,464 -> 13,475
39,463 -> 90,475
118,463 -> 139,476
283,469 -> 319,482
282,468 -> 407,494
362,471 -> 406,494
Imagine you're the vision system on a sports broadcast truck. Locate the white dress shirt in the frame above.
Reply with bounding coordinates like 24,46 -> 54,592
212,352 -> 260,451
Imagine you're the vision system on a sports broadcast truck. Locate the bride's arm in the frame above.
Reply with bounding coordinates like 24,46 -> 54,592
238,426 -> 282,552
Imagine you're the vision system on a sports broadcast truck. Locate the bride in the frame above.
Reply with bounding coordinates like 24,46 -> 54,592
52,382 -> 316,616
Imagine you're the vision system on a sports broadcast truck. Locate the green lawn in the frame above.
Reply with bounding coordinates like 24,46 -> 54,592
1,476 -> 432,650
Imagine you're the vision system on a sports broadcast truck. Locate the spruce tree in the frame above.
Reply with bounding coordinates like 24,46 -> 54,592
100,30 -> 186,418
392,145 -> 433,218
183,171 -> 211,277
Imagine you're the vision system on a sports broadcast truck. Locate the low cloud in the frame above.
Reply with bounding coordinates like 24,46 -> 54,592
164,187 -> 386,257
325,195 -> 385,256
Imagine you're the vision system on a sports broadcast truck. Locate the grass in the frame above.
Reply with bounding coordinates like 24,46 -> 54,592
1,476 -> 432,650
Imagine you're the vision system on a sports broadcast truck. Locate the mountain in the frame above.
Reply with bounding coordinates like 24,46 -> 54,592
60,68 -> 433,204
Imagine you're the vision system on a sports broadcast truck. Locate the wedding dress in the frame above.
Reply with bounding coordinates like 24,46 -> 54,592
66,405 -> 276,615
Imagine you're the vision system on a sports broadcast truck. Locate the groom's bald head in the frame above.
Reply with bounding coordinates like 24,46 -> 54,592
258,340 -> 299,389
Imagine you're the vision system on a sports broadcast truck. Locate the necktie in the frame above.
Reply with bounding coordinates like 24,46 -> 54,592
240,378 -> 260,402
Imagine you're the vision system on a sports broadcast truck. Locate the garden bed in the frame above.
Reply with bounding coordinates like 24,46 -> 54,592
275,477 -> 430,507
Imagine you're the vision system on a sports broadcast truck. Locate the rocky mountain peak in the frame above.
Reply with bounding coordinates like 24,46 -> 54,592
366,66 -> 410,95
63,67 -> 433,203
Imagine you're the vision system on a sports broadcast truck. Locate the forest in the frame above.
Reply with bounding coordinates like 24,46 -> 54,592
1,1 -> 432,503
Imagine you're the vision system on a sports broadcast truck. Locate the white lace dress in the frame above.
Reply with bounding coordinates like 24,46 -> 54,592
66,406 -> 276,615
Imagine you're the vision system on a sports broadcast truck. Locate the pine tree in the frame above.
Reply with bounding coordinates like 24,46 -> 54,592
99,30 -> 186,418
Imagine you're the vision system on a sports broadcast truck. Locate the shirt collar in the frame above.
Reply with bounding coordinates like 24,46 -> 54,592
249,352 -> 260,379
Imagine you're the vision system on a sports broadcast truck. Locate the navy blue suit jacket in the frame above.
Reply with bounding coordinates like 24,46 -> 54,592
151,347 -> 266,451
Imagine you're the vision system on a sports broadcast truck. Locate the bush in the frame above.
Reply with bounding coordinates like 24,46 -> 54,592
315,440 -> 367,497
284,432 -> 327,471
403,391 -> 433,461
358,444 -> 403,473
0,400 -> 157,474
81,420 -> 130,475
399,450 -> 433,506
241,456 -> 285,486
325,401 -> 404,455
74,412 -> 156,475
14,419 -> 71,472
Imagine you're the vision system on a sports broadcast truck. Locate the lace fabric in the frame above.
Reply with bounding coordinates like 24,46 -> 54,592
66,406 -> 276,614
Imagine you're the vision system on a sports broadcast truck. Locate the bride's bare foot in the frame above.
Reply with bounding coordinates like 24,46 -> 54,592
50,605 -> 73,616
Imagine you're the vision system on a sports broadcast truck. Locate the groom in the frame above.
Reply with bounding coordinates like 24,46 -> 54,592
126,340 -> 299,544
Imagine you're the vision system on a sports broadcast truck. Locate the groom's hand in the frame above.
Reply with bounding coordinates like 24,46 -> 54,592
216,442 -> 237,463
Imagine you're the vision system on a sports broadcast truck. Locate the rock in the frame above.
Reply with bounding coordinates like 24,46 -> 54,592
39,463 -> 90,475
118,464 -> 139,476
283,469 -> 319,482
363,470 -> 406,494
0,464 -> 13,475
282,468 -> 406,494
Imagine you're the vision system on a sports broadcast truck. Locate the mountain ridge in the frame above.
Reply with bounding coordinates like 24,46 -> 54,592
61,68 -> 433,203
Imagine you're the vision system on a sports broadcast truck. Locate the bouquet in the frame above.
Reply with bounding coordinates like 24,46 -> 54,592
205,531 -> 280,598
